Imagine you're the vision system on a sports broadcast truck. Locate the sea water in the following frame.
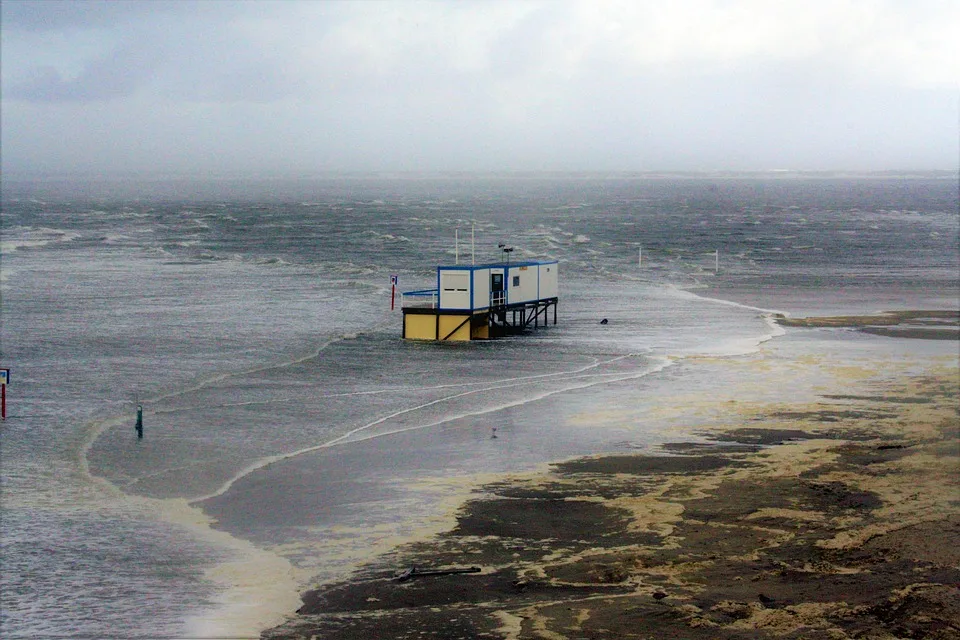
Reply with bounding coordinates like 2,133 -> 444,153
1,176 -> 956,638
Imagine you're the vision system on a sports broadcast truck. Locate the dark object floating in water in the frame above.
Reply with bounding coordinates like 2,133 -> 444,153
653,591 -> 668,601
600,318 -> 608,325
394,566 -> 482,582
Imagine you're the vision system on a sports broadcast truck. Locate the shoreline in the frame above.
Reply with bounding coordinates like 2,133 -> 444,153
263,312 -> 958,639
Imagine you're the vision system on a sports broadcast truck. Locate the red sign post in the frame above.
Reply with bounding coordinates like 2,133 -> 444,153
0,368 -> 9,420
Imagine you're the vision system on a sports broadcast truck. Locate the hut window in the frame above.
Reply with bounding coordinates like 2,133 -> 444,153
512,275 -> 520,287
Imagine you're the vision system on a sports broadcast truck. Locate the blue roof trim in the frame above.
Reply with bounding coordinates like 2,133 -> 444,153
437,260 -> 557,271
438,265 -> 481,272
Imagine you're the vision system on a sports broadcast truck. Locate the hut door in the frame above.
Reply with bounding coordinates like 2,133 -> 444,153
491,273 -> 504,306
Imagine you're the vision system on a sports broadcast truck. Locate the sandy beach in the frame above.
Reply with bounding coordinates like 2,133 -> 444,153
261,312 -> 959,640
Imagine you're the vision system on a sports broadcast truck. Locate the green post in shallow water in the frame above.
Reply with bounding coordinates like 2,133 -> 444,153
135,405 -> 143,439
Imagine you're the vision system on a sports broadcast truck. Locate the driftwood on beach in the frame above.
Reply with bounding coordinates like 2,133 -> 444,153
394,566 -> 482,582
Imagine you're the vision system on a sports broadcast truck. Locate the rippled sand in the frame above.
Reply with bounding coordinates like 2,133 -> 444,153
266,314 -> 959,640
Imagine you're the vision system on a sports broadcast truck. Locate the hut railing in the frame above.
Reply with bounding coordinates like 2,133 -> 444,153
401,289 -> 438,309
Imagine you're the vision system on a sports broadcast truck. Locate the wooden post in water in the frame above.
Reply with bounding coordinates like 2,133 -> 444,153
0,368 -> 9,420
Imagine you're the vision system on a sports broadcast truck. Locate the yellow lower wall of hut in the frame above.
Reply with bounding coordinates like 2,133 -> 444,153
438,315 -> 472,341
403,311 -> 490,341
404,314 -> 439,340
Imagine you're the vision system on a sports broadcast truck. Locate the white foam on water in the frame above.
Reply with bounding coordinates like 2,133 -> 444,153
0,227 -> 81,252
185,352 -> 665,504
157,498 -> 305,640
667,285 -> 788,356
327,356 -> 677,448
64,377 -> 328,639
63,314 -> 395,637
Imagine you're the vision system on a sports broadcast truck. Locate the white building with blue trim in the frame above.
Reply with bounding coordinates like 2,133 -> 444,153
402,260 -> 559,341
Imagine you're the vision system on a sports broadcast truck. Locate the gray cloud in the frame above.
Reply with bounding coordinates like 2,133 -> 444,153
7,43 -> 165,102
1,0 -> 239,31
1,0 -> 956,176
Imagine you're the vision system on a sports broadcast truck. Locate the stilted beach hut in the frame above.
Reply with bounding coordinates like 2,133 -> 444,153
402,260 -> 558,341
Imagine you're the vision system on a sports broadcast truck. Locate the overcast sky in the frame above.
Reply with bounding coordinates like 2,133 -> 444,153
2,0 -> 957,177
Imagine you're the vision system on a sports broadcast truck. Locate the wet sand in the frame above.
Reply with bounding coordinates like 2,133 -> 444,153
264,313 -> 959,640
775,309 -> 960,341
